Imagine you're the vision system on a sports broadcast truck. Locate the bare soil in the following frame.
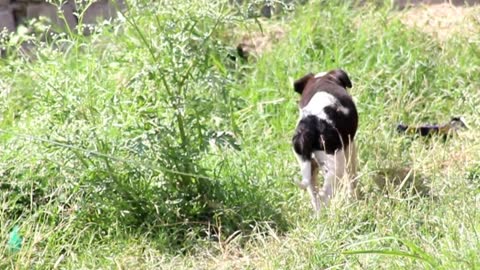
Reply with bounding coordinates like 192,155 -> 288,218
398,3 -> 480,40
235,2 -> 480,60
235,22 -> 286,60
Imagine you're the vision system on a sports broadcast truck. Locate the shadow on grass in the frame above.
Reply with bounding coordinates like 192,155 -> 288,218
372,166 -> 432,197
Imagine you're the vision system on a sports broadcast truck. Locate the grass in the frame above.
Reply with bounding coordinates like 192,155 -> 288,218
1,0 -> 480,268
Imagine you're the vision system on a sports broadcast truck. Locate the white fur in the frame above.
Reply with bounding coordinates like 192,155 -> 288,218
296,149 -> 348,212
315,150 -> 345,203
309,144 -> 358,212
293,151 -> 321,211
301,92 -> 337,121
296,154 -> 312,189
314,71 -> 327,78
300,92 -> 350,121
337,106 -> 350,115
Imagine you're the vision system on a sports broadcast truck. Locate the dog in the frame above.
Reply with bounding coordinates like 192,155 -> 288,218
292,69 -> 358,212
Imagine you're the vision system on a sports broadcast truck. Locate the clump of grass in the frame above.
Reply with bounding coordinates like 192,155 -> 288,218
1,0 -> 480,268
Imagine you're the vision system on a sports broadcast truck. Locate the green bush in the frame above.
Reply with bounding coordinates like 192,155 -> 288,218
0,0 -> 290,249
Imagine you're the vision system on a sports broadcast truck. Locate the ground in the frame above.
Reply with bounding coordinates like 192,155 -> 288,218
399,3 -> 480,40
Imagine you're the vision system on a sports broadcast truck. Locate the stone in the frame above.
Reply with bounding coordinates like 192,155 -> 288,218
82,0 -> 126,24
81,0 -> 125,35
0,0 -> 10,7
26,1 -> 77,32
0,8 -> 15,33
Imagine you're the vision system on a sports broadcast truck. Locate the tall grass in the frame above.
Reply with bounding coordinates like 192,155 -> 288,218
1,0 -> 479,268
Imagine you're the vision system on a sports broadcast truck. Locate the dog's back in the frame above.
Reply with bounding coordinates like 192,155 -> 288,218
293,70 -> 358,157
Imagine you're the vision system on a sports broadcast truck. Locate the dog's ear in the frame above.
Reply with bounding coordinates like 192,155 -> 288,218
328,69 -> 352,88
294,73 -> 314,94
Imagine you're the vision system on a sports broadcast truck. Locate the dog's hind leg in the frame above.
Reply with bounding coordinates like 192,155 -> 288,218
293,151 -> 322,212
294,152 -> 312,190
308,158 -> 322,212
306,182 -> 321,212
315,150 -> 346,205
344,142 -> 359,198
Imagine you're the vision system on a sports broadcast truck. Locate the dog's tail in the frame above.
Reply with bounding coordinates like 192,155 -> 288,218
292,115 -> 320,160
293,115 -> 345,158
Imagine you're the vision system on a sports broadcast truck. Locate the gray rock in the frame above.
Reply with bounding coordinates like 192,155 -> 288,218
81,0 -> 125,35
26,1 -> 77,32
0,8 -> 15,32
14,0 -> 44,4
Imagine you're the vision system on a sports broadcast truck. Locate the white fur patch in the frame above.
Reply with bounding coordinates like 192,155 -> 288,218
300,92 -> 350,120
314,71 -> 327,78
338,106 -> 350,115
301,92 -> 337,120
297,159 -> 312,189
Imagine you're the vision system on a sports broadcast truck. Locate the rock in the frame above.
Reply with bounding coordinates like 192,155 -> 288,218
0,8 -> 15,32
0,0 -> 10,7
26,1 -> 76,32
81,0 -> 125,35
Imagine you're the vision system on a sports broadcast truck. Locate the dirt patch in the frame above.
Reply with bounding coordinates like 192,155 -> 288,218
398,3 -> 480,40
234,22 -> 286,60
233,3 -> 480,59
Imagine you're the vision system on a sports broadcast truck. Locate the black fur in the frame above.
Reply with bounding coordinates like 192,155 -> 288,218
292,115 -> 342,161
397,124 -> 408,133
293,73 -> 314,94
327,69 -> 352,89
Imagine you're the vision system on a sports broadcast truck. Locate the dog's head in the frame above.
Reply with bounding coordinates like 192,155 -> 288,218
293,69 -> 352,95
293,69 -> 352,109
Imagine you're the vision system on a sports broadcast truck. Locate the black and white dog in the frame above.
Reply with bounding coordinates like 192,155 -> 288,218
292,69 -> 358,212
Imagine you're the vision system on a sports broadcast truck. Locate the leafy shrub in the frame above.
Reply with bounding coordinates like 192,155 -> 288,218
0,0 -> 289,249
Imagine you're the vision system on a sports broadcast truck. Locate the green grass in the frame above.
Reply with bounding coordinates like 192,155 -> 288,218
1,0 -> 480,268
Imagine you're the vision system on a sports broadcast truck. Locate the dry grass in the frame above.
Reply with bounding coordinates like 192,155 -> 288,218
234,20 -> 287,59
398,3 -> 480,40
